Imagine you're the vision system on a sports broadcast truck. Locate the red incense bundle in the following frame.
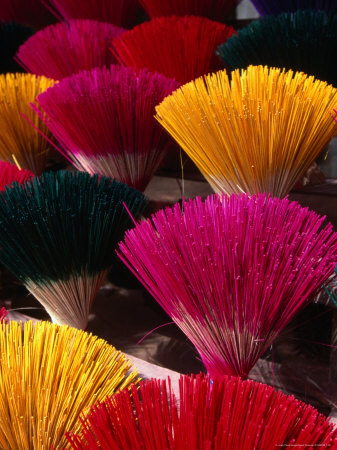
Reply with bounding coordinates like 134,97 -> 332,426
112,16 -> 236,83
118,193 -> 337,378
139,0 -> 240,22
66,374 -> 337,449
16,20 -> 125,80
43,0 -> 144,29
33,65 -> 179,191
0,161 -> 33,191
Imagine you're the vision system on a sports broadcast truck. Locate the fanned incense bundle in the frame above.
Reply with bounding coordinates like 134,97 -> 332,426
0,0 -> 55,29
0,22 -> 33,73
0,320 -> 139,449
155,65 -> 337,197
139,0 -> 240,22
16,20 -> 125,80
0,161 -> 33,191
112,16 -> 236,84
251,0 -> 337,15
43,0 -> 143,28
118,194 -> 337,378
66,374 -> 337,449
0,73 -> 55,174
218,11 -> 337,87
33,66 -> 179,191
0,171 -> 147,329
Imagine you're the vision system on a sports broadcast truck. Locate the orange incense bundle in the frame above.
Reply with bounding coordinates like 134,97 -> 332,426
0,73 -> 55,174
0,320 -> 139,449
155,65 -> 337,197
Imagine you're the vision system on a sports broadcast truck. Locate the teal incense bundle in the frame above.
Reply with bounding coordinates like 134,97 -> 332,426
217,10 -> 337,87
0,171 -> 147,329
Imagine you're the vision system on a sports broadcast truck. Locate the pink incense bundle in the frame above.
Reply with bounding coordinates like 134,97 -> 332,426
112,16 -> 236,83
16,20 -> 125,80
66,374 -> 337,449
0,0 -> 55,29
139,0 -> 240,22
33,65 -> 179,191
118,193 -> 337,378
0,161 -> 33,191
43,0 -> 143,29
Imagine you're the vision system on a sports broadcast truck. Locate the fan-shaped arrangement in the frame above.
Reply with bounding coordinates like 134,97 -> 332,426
217,10 -> 337,87
139,0 -> 241,22
0,73 -> 55,174
16,20 -> 125,80
112,16 -> 236,84
0,22 -> 33,73
0,160 -> 33,191
118,193 -> 337,378
33,65 -> 179,191
43,0 -> 144,29
0,0 -> 55,29
155,65 -> 337,197
0,320 -> 138,449
251,0 -> 337,15
0,170 -> 147,329
67,374 -> 337,449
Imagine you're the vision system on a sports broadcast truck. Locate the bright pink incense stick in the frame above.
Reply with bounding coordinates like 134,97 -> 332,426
16,20 -> 125,80
112,16 -> 236,83
118,193 -> 337,378
33,65 -> 179,191
66,374 -> 337,449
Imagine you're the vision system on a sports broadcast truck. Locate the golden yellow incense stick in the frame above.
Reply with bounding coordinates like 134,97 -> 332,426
0,73 -> 55,174
155,65 -> 337,197
0,321 -> 139,449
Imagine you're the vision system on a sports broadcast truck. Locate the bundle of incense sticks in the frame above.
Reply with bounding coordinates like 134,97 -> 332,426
118,193 -> 337,378
217,10 -> 337,87
155,65 -> 337,197
67,374 -> 337,449
112,15 -> 236,83
0,320 -> 138,449
16,20 -> 125,80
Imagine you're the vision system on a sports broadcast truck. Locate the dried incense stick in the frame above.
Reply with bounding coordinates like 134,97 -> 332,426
0,73 -> 55,174
0,171 -> 147,329
32,65 -> 179,191
112,16 -> 236,84
155,65 -> 337,197
66,374 -> 337,449
0,320 -> 139,449
217,10 -> 337,87
118,193 -> 337,378
16,20 -> 125,80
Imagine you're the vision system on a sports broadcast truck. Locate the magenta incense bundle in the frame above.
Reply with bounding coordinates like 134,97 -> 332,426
118,193 -> 337,378
33,65 -> 179,191
16,20 -> 125,80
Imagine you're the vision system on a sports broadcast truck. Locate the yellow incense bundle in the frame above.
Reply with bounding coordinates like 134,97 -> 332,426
0,321 -> 139,449
0,73 -> 55,174
155,65 -> 337,197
